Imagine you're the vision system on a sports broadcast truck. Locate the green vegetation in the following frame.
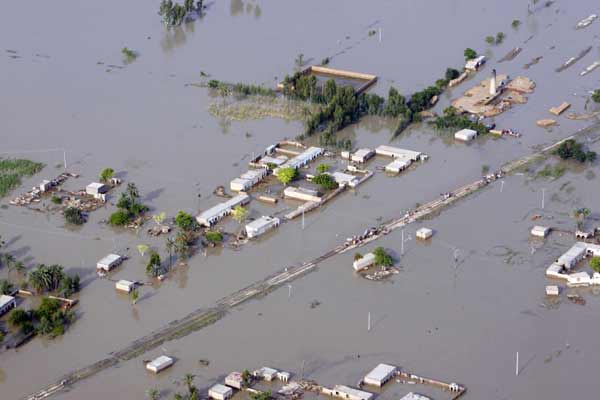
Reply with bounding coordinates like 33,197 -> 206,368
204,230 -> 223,243
590,256 -> 600,273
99,168 -> 114,182
174,230 -> 195,260
64,207 -> 85,225
553,139 -> 597,163
207,79 -> 276,97
373,247 -> 393,267
312,174 -> 339,190
592,90 -> 600,103
0,158 -> 44,198
231,205 -> 248,223
316,163 -> 330,174
275,166 -> 298,185
28,264 -> 80,297
511,19 -> 521,28
464,48 -> 477,61
9,298 -> 75,338
146,250 -> 163,277
251,391 -> 272,400
51,195 -> 62,205
109,183 -> 149,226
130,288 -> 140,305
0,279 -> 14,295
159,0 -> 203,27
241,369 -> 252,386
485,35 -> 495,45
430,106 -> 489,135
573,207 -> 591,230
121,47 -> 138,63
445,68 -> 460,81
485,32 -> 505,45
354,252 -> 363,261
481,165 -> 490,174
535,164 -> 566,179
175,210 -> 197,231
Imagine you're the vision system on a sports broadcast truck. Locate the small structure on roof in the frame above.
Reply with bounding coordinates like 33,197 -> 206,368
245,216 -> 280,238
546,285 -> 559,296
399,393 -> 431,400
277,371 -> 291,383
363,363 -> 397,387
416,227 -> 433,240
454,129 -> 477,142
465,55 -> 486,71
0,294 -> 16,316
575,230 -> 594,240
284,186 -> 321,202
115,280 -> 136,293
225,371 -> 244,389
351,148 -> 375,163
331,171 -> 360,188
96,254 -> 123,272
146,355 -> 174,373
253,366 -> 278,381
353,252 -> 376,271
531,226 -> 550,238
209,384 -> 233,400
86,182 -> 109,197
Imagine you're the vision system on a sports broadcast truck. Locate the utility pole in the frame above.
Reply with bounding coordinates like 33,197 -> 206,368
288,284 -> 292,298
516,352 -> 519,376
541,188 -> 546,209
379,28 -> 382,43
401,229 -> 405,255
63,149 -> 67,170
300,360 -> 305,380
500,180 -> 505,193
367,311 -> 371,331
302,209 -> 305,230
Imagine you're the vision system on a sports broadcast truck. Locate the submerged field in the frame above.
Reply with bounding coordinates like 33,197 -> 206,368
0,159 -> 44,198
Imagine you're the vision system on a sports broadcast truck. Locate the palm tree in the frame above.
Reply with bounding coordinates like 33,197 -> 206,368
573,207 -> 591,230
166,237 -> 175,268
183,373 -> 196,395
12,261 -> 26,275
127,183 -> 139,201
130,288 -> 140,305
146,388 -> 160,400
1,253 -> 15,270
172,394 -> 184,400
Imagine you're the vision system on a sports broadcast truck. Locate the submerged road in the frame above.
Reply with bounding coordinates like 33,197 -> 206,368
23,122 -> 600,400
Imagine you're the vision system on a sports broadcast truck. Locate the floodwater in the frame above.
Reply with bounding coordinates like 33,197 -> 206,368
1,0 -> 600,399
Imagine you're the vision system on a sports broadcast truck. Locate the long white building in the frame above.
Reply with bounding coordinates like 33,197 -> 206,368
245,216 -> 280,238
545,242 -> 600,286
230,169 -> 268,192
279,147 -> 324,171
196,193 -> 250,227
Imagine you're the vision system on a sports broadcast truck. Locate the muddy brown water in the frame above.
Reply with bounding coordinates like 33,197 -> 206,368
1,0 -> 600,399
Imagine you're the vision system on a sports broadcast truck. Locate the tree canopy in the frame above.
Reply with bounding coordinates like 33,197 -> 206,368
373,247 -> 393,267
276,167 -> 298,185
99,168 -> 114,182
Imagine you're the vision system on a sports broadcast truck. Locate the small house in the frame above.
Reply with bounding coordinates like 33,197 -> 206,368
209,384 -> 233,400
465,55 -> 486,71
245,216 -> 280,238
325,385 -> 374,400
351,148 -> 375,163
0,294 -> 16,316
531,226 -> 550,238
277,371 -> 291,383
115,280 -> 136,293
225,371 -> 244,389
146,355 -> 174,373
86,182 -> 109,197
331,172 -> 360,188
96,254 -> 123,272
545,285 -> 559,296
254,366 -> 278,381
399,393 -> 431,400
567,271 -> 591,287
284,187 -> 321,202
39,180 -> 52,192
385,159 -> 411,174
353,252 -> 376,271
363,363 -> 397,387
454,129 -> 477,142
416,227 -> 433,240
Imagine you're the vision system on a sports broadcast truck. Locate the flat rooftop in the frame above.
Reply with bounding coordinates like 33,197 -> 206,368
364,363 -> 397,382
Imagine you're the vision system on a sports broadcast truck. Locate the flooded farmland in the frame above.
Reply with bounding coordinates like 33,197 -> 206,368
1,0 -> 600,399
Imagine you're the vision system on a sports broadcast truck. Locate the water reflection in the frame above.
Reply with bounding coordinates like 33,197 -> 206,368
230,0 -> 261,19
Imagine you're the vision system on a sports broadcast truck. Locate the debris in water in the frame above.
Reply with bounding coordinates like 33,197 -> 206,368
499,47 -> 522,62
555,46 -> 592,72
309,300 -> 321,309
575,14 -> 597,29
524,56 -> 543,69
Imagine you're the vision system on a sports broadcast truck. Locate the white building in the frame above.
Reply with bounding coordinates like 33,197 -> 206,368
96,254 -> 123,272
351,148 -> 375,163
277,371 -> 291,383
254,366 -> 278,381
284,186 -> 321,202
0,294 -> 16,316
545,285 -> 559,296
39,180 -> 52,192
363,363 -> 397,387
546,263 -> 567,279
196,193 -> 250,227
225,371 -> 244,389
209,384 -> 233,400
465,55 -> 486,71
531,226 -> 550,238
259,155 -> 288,169
385,159 -> 412,174
86,182 -> 109,196
230,169 -> 267,192
146,355 -> 174,373
416,227 -> 433,240
400,393 -> 431,400
325,385 -> 374,400
331,172 -> 360,188
567,271 -> 591,287
556,242 -> 588,270
115,280 -> 136,293
279,146 -> 324,171
454,129 -> 477,142
245,216 -> 280,238
375,145 -> 426,161
353,252 -> 376,271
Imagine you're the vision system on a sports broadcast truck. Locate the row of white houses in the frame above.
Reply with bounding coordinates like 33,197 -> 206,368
546,242 -> 600,287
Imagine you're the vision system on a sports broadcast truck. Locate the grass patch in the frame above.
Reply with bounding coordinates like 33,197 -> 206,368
536,163 -> 566,179
0,158 -> 44,198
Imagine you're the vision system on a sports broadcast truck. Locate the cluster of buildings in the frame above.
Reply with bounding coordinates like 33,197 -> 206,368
207,366 -> 291,400
341,145 -> 428,174
545,242 -> 600,288
230,169 -> 268,193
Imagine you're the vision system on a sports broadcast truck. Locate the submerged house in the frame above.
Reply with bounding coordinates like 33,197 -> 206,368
245,216 -> 280,238
196,193 -> 250,227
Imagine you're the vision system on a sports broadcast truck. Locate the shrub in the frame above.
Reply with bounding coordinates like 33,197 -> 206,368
64,207 -> 85,225
373,247 -> 393,267
205,230 -> 223,243
590,256 -> 600,273
312,174 -> 338,190
592,90 -> 600,103
99,168 -> 114,182
464,48 -> 477,61
175,210 -> 196,231
51,196 -> 62,205
109,210 -> 130,226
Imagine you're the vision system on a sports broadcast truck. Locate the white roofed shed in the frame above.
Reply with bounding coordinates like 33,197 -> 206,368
363,363 -> 397,387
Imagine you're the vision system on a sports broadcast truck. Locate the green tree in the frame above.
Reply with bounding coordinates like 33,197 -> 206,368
241,369 -> 252,386
122,47 -> 137,63
485,35 -> 495,45
153,212 -> 166,226
0,279 -> 14,295
175,211 -> 196,231
146,251 -> 162,277
109,210 -> 130,226
64,207 -> 85,225
146,388 -> 160,400
174,230 -> 193,260
373,247 -> 393,267
590,257 -> 600,273
495,32 -> 505,44
464,48 -> 477,60
572,207 -> 591,230
204,231 -> 223,243
312,174 -> 338,190
131,288 -> 140,305
354,252 -> 363,261
251,391 -> 272,400
316,163 -> 330,174
183,373 -> 197,395
166,237 -> 175,268
8,308 -> 31,328
511,19 -> 521,28
445,68 -> 460,81
99,168 -> 115,182
592,90 -> 600,103
231,205 -> 248,224
276,167 -> 298,185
